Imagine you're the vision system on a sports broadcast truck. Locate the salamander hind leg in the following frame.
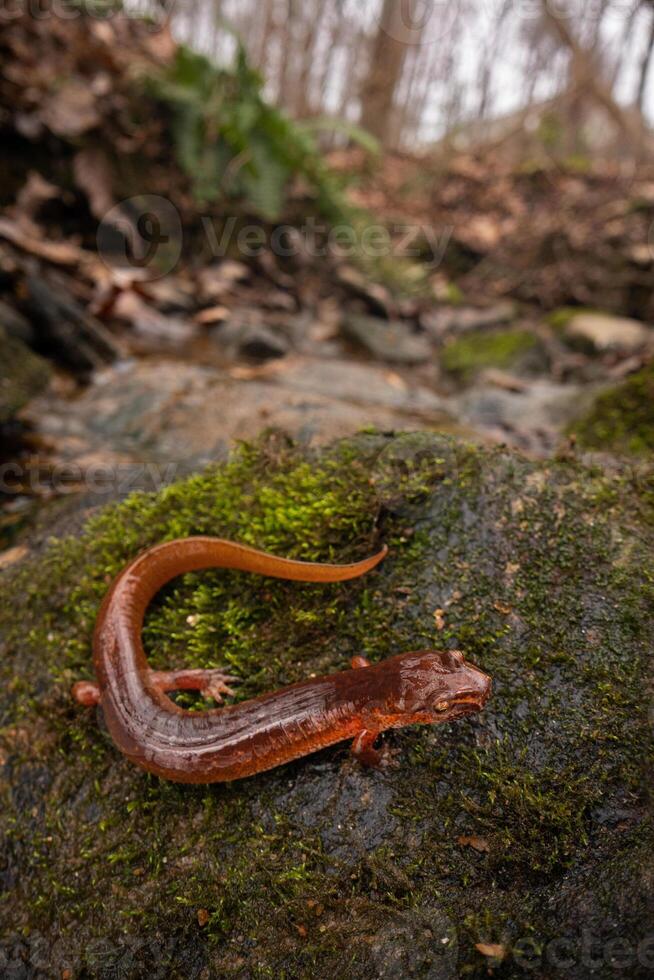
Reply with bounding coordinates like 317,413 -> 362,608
72,669 -> 239,707
351,729 -> 399,769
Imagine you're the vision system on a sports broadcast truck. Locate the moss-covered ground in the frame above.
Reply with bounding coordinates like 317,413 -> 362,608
441,329 -> 540,381
570,361 -> 654,456
0,431 -> 652,978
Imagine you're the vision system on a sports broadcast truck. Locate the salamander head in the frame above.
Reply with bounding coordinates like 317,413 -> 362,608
370,649 -> 491,727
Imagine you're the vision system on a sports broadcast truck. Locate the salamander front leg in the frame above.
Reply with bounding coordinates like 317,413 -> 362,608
351,729 -> 398,769
72,668 -> 239,706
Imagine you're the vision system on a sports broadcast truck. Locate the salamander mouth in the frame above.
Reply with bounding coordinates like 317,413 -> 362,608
432,678 -> 492,717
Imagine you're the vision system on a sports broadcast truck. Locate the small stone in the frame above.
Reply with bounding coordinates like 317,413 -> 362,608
216,319 -> 290,361
564,312 -> 651,354
341,313 -> 432,364
422,302 -> 516,338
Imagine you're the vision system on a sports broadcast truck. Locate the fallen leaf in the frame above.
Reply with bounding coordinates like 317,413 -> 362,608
40,79 -> 100,137
0,218 -> 84,265
458,835 -> 490,853
433,608 -> 446,630
197,909 -> 209,927
475,942 -> 506,960
493,601 -> 512,615
16,171 -> 60,219
385,370 -> 407,390
0,546 -> 29,570
194,305 -> 231,325
114,291 -> 196,346
198,261 -> 250,299
73,148 -> 115,221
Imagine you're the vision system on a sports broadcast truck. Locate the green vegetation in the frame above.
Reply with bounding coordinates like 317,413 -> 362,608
143,45 -> 434,296
571,361 -> 654,455
0,431 -> 651,977
441,328 -> 537,380
145,45 -> 363,222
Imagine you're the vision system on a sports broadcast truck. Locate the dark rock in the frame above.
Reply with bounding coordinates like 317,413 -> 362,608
0,325 -> 50,424
0,299 -> 34,346
341,313 -> 432,364
216,316 -> 290,361
24,273 -> 123,371
0,431 -> 651,977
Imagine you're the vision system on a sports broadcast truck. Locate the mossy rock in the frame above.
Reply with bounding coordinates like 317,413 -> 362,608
570,361 -> 654,455
0,326 -> 50,424
441,328 -> 544,381
0,432 -> 652,978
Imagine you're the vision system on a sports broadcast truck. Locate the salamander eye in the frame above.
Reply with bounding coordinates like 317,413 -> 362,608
434,701 -> 450,712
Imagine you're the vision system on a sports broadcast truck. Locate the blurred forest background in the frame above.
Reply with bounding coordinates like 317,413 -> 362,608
1,0 -> 653,550
153,0 -> 654,154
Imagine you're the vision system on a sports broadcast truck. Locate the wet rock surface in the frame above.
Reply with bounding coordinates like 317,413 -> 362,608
341,313 -> 433,364
26,358 -> 464,485
0,431 -> 651,978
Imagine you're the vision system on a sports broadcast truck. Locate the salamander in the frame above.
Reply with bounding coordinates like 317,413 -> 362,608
72,538 -> 491,783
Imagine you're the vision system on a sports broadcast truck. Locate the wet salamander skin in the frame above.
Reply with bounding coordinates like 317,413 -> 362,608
78,538 -> 491,783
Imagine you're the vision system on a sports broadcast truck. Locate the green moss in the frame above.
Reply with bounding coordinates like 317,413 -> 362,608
571,361 -> 654,455
441,329 -> 537,380
0,431 -> 652,978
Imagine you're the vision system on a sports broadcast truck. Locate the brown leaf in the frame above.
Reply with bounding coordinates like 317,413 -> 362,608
0,218 -> 84,265
16,172 -> 60,220
196,909 -> 209,927
194,305 -> 231,325
113,291 -> 196,346
0,546 -> 29,570
433,608 -> 446,630
493,601 -> 512,615
457,835 -> 490,853
475,942 -> 506,960
73,148 -> 115,221
40,79 -> 100,137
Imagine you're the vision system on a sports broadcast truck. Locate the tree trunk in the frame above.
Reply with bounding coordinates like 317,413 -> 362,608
636,5 -> 654,109
359,0 -> 420,146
